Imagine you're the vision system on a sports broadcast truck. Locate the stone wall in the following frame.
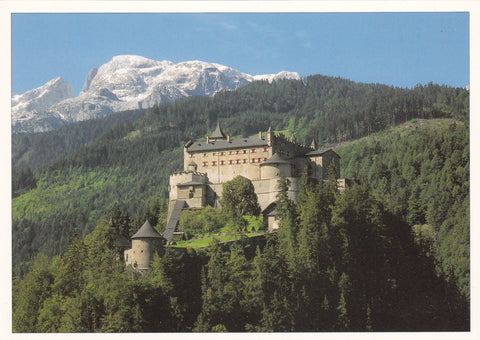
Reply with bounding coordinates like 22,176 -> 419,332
169,171 -> 208,200
271,134 -> 311,158
206,177 -> 300,211
124,238 -> 163,270
185,146 -> 272,183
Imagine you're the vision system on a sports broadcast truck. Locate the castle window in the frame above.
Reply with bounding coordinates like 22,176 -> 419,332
189,153 -> 194,158
212,161 -> 217,166
243,159 -> 247,164
263,147 -> 268,152
228,160 -> 233,165
220,160 -> 225,165
236,159 -> 240,164
213,152 -> 216,156
203,153 -> 207,157
243,150 -> 247,154
220,151 -> 225,156
251,158 -> 256,163
202,161 -> 208,167
251,149 -> 256,153
235,150 -> 240,154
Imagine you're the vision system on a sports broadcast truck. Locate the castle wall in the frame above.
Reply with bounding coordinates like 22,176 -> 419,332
260,163 -> 292,179
176,186 -> 205,208
169,171 -> 208,201
291,157 -> 310,177
185,146 -> 272,183
309,155 -> 323,179
253,177 -> 300,209
271,135 -> 311,159
206,177 -> 299,211
267,215 -> 280,232
309,151 -> 340,180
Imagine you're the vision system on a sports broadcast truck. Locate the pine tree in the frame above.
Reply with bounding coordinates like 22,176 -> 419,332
275,177 -> 298,276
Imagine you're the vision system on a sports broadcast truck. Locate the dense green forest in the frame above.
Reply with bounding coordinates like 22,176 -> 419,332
12,75 -> 469,331
12,175 -> 469,332
12,109 -> 146,179
337,119 -> 469,300
12,76 -> 469,277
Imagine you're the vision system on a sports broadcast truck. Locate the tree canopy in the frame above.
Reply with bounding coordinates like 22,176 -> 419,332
220,176 -> 261,218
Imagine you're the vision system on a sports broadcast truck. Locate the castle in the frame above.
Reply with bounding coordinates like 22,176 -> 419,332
164,122 -> 342,238
124,122 -> 343,269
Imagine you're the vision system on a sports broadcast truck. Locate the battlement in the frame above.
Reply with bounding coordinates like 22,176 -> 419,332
171,170 -> 208,178
272,132 -> 316,151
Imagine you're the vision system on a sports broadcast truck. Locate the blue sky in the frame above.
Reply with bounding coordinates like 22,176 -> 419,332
11,12 -> 469,96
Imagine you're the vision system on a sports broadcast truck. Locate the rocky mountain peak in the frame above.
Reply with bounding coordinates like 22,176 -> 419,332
12,55 -> 301,133
12,77 -> 74,132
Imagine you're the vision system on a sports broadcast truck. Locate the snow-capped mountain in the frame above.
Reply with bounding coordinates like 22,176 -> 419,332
12,77 -> 74,132
12,55 -> 301,133
253,71 -> 302,83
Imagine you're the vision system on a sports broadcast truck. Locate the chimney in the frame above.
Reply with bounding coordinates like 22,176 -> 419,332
267,125 -> 273,146
227,135 -> 230,142
206,136 -> 210,144
259,131 -> 262,139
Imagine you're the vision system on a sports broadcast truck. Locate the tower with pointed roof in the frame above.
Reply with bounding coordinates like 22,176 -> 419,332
124,220 -> 165,270
209,121 -> 227,141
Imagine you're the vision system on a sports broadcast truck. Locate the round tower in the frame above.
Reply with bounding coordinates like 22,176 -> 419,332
260,153 -> 293,179
125,220 -> 164,270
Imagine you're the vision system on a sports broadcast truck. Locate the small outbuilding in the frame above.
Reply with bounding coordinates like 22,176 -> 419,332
262,202 -> 281,232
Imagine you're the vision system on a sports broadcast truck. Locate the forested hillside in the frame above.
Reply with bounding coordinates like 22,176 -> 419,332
336,119 -> 469,300
12,75 -> 469,279
12,175 -> 469,332
13,76 -> 468,174
12,109 -> 147,196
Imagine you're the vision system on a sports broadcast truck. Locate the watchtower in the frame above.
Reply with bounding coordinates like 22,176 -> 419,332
124,220 -> 164,270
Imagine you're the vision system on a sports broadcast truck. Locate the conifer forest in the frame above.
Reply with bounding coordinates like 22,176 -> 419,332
12,76 -> 469,332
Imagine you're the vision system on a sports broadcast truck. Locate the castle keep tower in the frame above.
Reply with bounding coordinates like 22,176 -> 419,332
124,220 -> 164,270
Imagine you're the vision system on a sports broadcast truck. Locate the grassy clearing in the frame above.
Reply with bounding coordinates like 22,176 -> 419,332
169,231 -> 266,249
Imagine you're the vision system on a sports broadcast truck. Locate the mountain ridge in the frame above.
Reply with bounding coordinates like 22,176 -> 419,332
12,55 -> 301,133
